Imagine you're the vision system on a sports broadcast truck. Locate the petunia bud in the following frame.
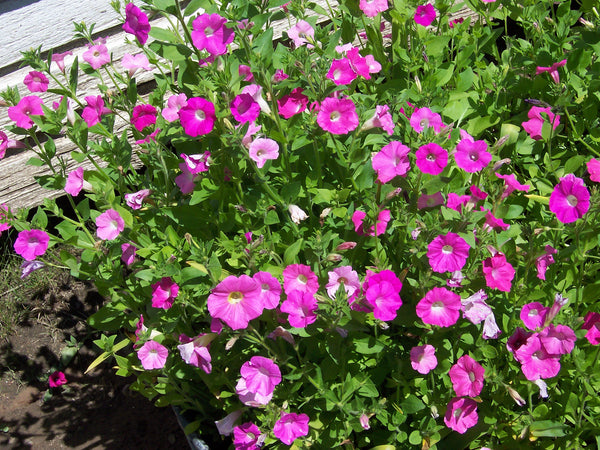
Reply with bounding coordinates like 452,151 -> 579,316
506,385 -> 526,406
288,204 -> 308,224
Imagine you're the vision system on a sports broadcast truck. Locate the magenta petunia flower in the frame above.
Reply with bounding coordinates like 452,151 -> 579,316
82,95 -> 112,128
359,0 -> 388,17
446,193 -> 470,212
131,104 -> 157,132
549,174 -> 590,223
95,209 -> 124,240
175,163 -> 198,194
249,138 -> 279,168
180,151 -> 210,175
507,327 -> 534,356
482,208 -> 510,232
362,105 -> 395,135
177,334 -> 212,374
416,143 -> 448,175
536,59 -> 567,84
495,172 -> 530,199
287,20 -> 314,48
520,302 -> 549,330
239,356 -> 281,398
582,312 -> 600,345
587,158 -> 600,182
416,287 -> 461,327
273,412 -> 310,445
417,192 -> 444,209
410,344 -> 437,374
14,229 -> 50,261
317,97 -> 359,134
326,59 -> 357,85
178,97 -> 216,137
515,334 -> 561,380
121,53 -> 151,77
326,266 -> 360,300
49,371 -> 67,388
51,50 -> 73,73
444,397 -> 478,434
352,209 -> 391,236
454,130 -> 492,173
208,275 -> 263,330
522,106 -> 560,140
238,64 -> 254,82
191,13 -> 235,56
414,4 -> 437,27
233,422 -> 261,450
23,71 -> 49,93
482,253 -> 515,292
536,245 -> 557,280
138,340 -> 168,370
427,232 -> 470,273
372,141 -> 411,183
539,324 -> 576,355
470,185 -> 488,200
121,243 -> 137,266
253,271 -> 281,310
277,88 -> 309,119
273,69 -> 289,83
125,189 -> 151,210
162,93 -> 188,122
230,93 -> 260,123
363,269 -> 403,321
122,3 -> 151,45
409,107 -> 444,133
65,167 -> 84,196
83,44 -> 110,70
8,96 -> 44,129
283,264 -> 319,295
449,355 -> 485,397
151,277 -> 179,309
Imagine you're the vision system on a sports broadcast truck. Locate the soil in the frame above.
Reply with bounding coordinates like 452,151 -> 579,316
0,275 -> 191,449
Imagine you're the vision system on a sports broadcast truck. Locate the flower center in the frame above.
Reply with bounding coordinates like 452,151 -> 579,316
205,26 -> 214,37
93,51 -> 100,57
256,150 -> 264,157
339,277 -> 347,285
426,153 -> 436,161
261,283 -> 269,291
27,237 -> 39,245
528,308 -> 538,317
297,274 -> 308,284
227,291 -> 243,304
441,244 -> 453,254
453,407 -> 462,418
431,301 -> 444,310
420,119 -> 428,128
468,371 -> 476,382
195,110 -> 206,121
469,151 -> 479,161
330,111 -> 341,122
566,194 -> 578,207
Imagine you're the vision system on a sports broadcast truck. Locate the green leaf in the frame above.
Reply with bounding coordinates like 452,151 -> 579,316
264,209 -> 280,225
44,139 -> 56,158
253,27 -> 274,64
529,420 -> 566,438
284,238 -> 304,265
69,56 -> 79,93
400,395 -> 425,414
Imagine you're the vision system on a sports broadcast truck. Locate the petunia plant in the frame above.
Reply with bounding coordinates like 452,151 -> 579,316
2,0 -> 600,448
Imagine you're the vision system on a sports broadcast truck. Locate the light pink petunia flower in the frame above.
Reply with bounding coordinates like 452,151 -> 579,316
362,105 -> 395,135
178,97 -> 216,137
175,163 -> 198,194
249,138 -> 279,168
414,4 -> 437,27
326,59 -> 357,85
121,53 -> 151,77
539,324 -> 576,355
82,95 -> 111,128
138,340 -> 168,370
23,71 -> 49,93
180,152 -> 210,174
273,412 -> 310,445
359,0 -> 388,17
280,290 -> 318,328
410,344 -> 437,374
51,50 -> 73,72
95,209 -> 124,240
207,275 -> 263,330
65,167 -> 84,196
151,277 -> 179,309
283,264 -> 319,295
515,334 -> 561,380
587,158 -> 600,182
549,174 -> 590,223
444,397 -> 478,434
125,189 -> 151,210
287,20 -> 314,48
326,266 -> 360,300
191,13 -> 235,56
317,97 -> 359,134
83,44 -> 110,70
416,287 -> 461,327
121,243 -> 137,266
372,141 -> 410,183
8,96 -> 44,129
409,107 -> 444,133
14,229 -> 50,261
177,334 -> 212,374
461,290 -> 492,324
122,3 -> 151,45
427,232 -> 470,273
162,93 -> 188,122
238,356 -> 281,398
536,245 -> 557,280
416,143 -> 448,175
253,271 -> 282,310
449,355 -> 485,397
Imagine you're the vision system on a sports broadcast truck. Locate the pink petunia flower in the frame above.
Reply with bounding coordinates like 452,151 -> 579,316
416,143 -> 448,175
231,93 -> 260,123
446,193 -> 470,212
14,229 -> 50,261
162,93 -> 188,122
249,138 -> 279,168
131,104 -> 157,132
121,243 -> 137,266
520,302 -> 549,330
470,185 -> 488,201
461,290 -> 492,324
121,53 -> 151,77
416,287 -> 461,327
192,13 -> 235,56
587,158 -> 600,182
82,95 -> 111,128
65,167 -> 84,196
549,174 -> 590,223
482,208 -> 510,232
372,141 -> 410,183
0,131 -> 25,159
177,334 -> 212,374
417,192 -> 445,209
327,59 -> 357,85
233,422 -> 261,450
238,64 -> 254,82
215,410 -> 244,436
449,355 -> 485,397
326,266 -> 360,300
49,371 -> 67,388
482,253 -> 515,292
515,334 -> 561,380
352,209 -> 391,236
539,324 -> 576,355
151,277 -> 179,309
582,312 -> 600,345
281,291 -> 318,328
482,313 -> 502,339
522,106 -> 560,141
178,97 -> 216,137
536,245 -> 557,280
95,209 -> 124,240
253,271 -> 281,309
273,69 -> 289,83
51,50 -> 73,73
362,105 -> 395,135
277,88 -> 309,119
125,189 -> 151,210
414,4 -> 437,27
317,97 -> 359,134
363,269 -> 403,321
287,20 -> 314,48
135,129 -> 161,144
181,152 -> 210,174
138,340 -> 168,370
427,232 -> 470,273
207,275 -> 263,330
495,172 -> 530,199
409,107 -> 444,133
8,96 -> 44,129
359,0 -> 388,17
122,3 -> 151,45
175,163 -> 198,194
410,344 -> 438,374
23,71 -> 49,93
240,356 -> 281,398
82,44 -> 110,70
535,59 -> 567,84
444,397 -> 478,434
507,327 -> 534,355
283,264 -> 319,295
273,412 -> 310,445
454,130 -> 492,173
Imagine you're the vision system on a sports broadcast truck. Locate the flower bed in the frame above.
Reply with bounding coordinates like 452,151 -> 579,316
2,0 -> 600,448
